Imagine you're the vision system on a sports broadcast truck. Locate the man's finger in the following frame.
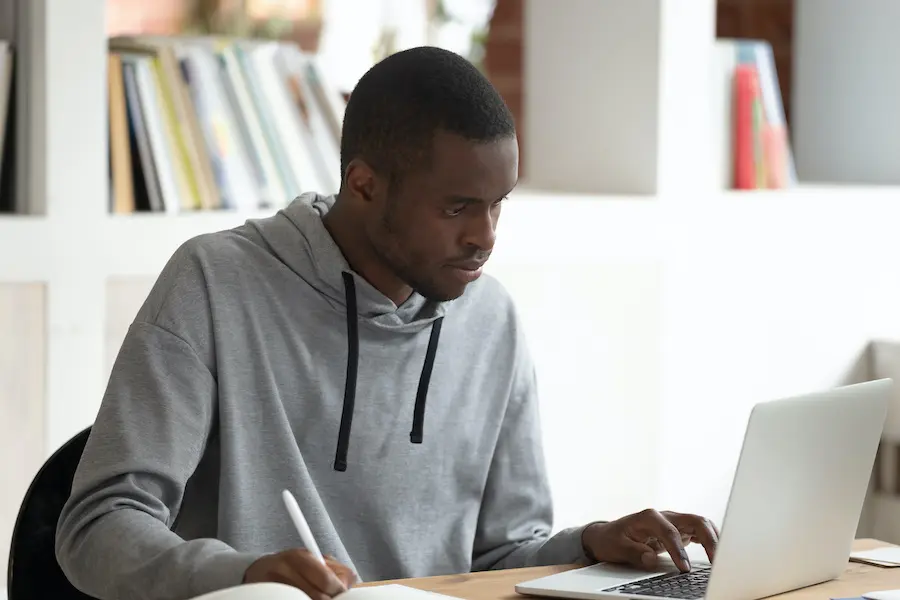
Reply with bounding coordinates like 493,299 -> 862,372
642,511 -> 690,572
325,556 -> 357,589
671,514 -> 719,563
285,549 -> 348,596
691,517 -> 719,563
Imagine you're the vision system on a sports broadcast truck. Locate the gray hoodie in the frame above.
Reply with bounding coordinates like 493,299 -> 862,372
55,193 -> 589,600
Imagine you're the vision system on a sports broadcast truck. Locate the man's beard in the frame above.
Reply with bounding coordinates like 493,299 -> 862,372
372,206 -> 458,302
371,237 -> 456,302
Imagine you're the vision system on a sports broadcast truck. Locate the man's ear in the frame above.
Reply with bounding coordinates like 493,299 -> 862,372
344,158 -> 387,204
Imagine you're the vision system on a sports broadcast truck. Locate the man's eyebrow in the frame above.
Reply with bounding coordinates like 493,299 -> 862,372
444,194 -> 508,204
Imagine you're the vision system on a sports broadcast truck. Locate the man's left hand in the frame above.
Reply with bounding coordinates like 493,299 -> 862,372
581,509 -> 720,573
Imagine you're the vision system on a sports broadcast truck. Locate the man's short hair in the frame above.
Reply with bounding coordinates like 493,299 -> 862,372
339,46 -> 516,187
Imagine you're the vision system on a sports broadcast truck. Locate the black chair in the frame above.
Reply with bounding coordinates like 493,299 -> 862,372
7,426 -> 97,600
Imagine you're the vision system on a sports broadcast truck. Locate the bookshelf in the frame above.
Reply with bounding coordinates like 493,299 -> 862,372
4,1 -> 900,592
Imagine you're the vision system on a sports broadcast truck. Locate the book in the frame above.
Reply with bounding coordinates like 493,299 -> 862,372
713,38 -> 796,191
732,63 -> 758,190
191,582 -> 464,600
850,546 -> 900,567
105,35 -> 347,214
0,40 -> 13,211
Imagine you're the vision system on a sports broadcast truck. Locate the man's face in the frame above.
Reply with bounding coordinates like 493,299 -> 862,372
366,131 -> 519,302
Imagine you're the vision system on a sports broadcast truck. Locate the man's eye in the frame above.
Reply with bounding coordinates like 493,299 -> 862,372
444,206 -> 465,217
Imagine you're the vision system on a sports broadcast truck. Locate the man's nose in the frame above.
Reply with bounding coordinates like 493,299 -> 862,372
462,211 -> 497,252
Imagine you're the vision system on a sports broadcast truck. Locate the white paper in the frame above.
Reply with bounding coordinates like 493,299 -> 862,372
851,547 -> 900,565
342,584 -> 463,599
190,582 -> 464,600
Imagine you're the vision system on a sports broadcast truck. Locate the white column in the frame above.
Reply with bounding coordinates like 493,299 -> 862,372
43,0 -> 108,220
523,0 -> 716,197
23,0 -> 109,453
793,0 -> 900,185
655,0 -> 717,197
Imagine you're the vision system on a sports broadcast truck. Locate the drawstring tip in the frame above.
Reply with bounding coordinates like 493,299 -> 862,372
334,459 -> 348,471
410,432 -> 423,444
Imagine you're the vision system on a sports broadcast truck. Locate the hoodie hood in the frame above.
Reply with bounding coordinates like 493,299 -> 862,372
243,192 -> 446,471
247,192 -> 447,333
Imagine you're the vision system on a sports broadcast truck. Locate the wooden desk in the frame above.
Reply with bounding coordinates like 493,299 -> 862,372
372,539 -> 900,600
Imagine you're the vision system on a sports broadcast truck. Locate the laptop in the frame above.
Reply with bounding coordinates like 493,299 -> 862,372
515,379 -> 892,600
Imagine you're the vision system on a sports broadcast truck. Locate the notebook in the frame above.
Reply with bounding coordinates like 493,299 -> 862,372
191,582 -> 463,600
850,547 -> 900,567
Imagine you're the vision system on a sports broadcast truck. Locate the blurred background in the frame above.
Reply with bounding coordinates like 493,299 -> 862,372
4,1 -> 900,595
106,0 -> 499,92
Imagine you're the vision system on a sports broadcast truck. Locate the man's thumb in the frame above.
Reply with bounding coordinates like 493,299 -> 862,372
621,538 -> 659,570
641,550 -> 659,569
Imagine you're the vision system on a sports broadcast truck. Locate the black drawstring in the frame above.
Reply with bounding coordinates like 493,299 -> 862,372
411,318 -> 442,443
334,272 -> 359,472
333,272 -> 444,471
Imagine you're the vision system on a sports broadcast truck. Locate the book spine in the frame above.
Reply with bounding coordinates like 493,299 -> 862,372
733,64 -> 756,190
750,67 -> 766,188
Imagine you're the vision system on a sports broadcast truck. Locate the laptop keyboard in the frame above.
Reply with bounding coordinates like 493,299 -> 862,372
602,565 -> 711,599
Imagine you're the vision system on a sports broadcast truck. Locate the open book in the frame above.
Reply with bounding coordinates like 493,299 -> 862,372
192,582 -> 464,600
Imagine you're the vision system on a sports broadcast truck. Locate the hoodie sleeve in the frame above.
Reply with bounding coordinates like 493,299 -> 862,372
55,241 -> 264,600
470,334 -> 594,571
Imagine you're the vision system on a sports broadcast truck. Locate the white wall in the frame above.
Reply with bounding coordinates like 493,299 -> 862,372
793,0 -> 900,185
631,192 -> 900,528
491,189 -> 900,533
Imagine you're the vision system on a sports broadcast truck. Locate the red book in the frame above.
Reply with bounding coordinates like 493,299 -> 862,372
733,64 -> 757,189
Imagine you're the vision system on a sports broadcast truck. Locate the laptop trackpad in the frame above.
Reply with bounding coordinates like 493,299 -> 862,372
553,563 -> 674,591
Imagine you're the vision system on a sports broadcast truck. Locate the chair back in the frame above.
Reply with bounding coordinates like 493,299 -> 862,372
7,426 -> 96,600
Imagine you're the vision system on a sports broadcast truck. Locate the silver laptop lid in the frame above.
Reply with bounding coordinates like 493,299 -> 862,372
705,379 -> 890,600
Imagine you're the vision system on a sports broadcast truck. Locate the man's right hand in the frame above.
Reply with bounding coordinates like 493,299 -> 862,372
244,549 -> 357,599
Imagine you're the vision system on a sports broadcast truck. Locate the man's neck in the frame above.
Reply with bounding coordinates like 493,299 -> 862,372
322,198 -> 413,307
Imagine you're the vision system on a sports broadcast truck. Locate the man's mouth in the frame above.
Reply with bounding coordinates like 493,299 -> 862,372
446,261 -> 485,283
449,260 -> 486,271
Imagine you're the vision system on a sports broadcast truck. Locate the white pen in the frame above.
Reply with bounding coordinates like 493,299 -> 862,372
281,489 -> 325,565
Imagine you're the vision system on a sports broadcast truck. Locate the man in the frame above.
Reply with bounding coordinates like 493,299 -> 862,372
56,46 -> 718,600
